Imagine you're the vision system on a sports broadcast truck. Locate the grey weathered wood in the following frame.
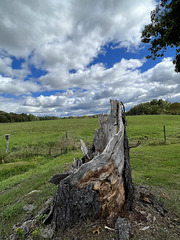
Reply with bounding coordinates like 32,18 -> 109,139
129,141 -> 141,149
48,171 -> 71,185
66,131 -> 68,153
115,217 -> 131,240
52,183 -> 101,230
50,100 -> 134,229
72,157 -> 83,170
5,134 -> 10,153
80,139 -> 88,156
163,125 -> 166,144
139,187 -> 167,216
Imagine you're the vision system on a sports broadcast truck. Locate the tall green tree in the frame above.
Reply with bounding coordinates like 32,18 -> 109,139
126,99 -> 171,115
141,0 -> 180,72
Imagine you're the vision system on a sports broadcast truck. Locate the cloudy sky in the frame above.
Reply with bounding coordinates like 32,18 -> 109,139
0,0 -> 179,117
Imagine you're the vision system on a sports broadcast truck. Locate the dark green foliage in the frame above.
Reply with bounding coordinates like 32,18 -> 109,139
169,102 -> 180,114
0,110 -> 98,123
141,0 -> 180,72
126,99 -> 171,115
0,111 -> 59,123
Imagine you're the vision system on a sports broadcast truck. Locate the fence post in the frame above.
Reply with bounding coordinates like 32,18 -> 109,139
66,131 -> 68,153
163,125 -> 166,144
5,134 -> 10,153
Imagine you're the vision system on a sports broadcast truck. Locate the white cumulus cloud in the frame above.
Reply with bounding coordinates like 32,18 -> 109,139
1,0 -> 180,116
0,0 -> 156,92
19,58 -> 180,117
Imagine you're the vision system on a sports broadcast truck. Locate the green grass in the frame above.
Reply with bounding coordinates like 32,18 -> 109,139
0,151 -> 82,237
0,118 -> 98,156
127,114 -> 180,145
0,118 -> 98,238
127,115 -> 180,218
131,144 -> 180,188
0,115 -> 180,238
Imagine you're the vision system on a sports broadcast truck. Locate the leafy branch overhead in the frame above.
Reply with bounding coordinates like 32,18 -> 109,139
141,0 -> 180,72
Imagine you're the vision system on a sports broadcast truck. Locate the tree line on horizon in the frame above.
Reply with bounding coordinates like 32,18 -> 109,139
0,99 -> 180,123
0,111 -> 58,123
126,99 -> 180,116
0,111 -> 99,123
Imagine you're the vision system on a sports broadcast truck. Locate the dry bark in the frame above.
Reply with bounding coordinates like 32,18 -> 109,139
50,100 -> 134,230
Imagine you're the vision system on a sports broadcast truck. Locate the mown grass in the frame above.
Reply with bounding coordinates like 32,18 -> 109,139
0,115 -> 180,238
127,115 -> 180,218
0,118 -> 98,238
127,114 -> 180,145
0,152 -> 82,238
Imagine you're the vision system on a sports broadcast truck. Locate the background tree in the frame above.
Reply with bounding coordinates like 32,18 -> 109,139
0,111 -> 58,123
169,102 -> 180,114
126,99 -> 171,115
141,0 -> 180,72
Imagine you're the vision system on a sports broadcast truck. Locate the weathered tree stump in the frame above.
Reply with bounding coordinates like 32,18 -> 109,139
49,100 -> 134,230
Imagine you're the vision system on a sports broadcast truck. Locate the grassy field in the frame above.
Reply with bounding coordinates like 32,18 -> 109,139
0,115 -> 180,238
127,115 -> 180,220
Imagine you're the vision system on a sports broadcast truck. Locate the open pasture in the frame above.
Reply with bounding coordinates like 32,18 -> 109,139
0,115 -> 180,238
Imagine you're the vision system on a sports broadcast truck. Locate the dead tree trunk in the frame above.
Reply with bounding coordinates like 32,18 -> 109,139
50,100 -> 134,230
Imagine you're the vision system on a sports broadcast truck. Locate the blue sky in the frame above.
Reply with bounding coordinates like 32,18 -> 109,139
0,0 -> 179,117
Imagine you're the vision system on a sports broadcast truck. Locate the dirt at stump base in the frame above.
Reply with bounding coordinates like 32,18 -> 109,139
54,186 -> 180,240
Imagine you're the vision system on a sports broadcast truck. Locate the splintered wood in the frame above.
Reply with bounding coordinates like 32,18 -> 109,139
51,100 -> 134,229
78,160 -> 125,222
